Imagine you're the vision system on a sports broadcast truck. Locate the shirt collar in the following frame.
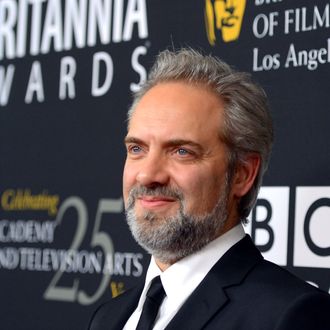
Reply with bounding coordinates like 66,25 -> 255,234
160,224 -> 245,303
140,224 -> 245,310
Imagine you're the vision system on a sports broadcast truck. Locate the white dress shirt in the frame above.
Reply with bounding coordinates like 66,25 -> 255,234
123,224 -> 245,330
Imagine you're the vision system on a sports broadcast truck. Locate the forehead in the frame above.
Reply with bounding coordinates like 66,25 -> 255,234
128,82 -> 224,139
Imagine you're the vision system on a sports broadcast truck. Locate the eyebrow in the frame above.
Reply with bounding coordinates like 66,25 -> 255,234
124,137 -> 143,144
164,139 -> 203,151
124,137 -> 203,151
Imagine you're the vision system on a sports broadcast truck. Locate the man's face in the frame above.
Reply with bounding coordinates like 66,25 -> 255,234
123,82 -> 235,265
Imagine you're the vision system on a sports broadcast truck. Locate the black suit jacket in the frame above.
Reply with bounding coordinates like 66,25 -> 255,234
88,236 -> 330,330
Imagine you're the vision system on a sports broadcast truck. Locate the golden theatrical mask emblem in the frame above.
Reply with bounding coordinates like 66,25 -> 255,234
205,0 -> 246,45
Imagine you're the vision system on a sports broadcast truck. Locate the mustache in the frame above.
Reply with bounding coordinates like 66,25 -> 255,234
126,186 -> 184,209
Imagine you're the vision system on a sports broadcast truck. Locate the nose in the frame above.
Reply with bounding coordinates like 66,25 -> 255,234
136,153 -> 170,188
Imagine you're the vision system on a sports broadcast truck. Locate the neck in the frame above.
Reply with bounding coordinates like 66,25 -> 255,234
154,258 -> 175,272
153,217 -> 241,272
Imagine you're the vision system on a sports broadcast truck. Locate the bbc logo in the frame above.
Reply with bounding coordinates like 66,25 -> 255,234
245,187 -> 330,268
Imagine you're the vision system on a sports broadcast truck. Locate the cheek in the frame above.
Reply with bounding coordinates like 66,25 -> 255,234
123,162 -> 135,201
174,167 -> 224,213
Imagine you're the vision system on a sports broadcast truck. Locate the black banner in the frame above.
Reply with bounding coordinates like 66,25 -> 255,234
1,1 -> 329,329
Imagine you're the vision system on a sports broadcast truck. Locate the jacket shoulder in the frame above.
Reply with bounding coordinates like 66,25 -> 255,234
274,290 -> 330,330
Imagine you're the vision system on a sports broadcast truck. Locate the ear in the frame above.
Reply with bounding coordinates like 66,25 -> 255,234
231,153 -> 261,198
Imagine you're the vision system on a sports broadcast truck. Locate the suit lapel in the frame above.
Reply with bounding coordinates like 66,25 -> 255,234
165,235 -> 263,330
95,283 -> 144,330
165,270 -> 228,330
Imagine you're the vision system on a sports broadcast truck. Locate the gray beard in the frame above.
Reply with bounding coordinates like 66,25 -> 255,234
125,178 -> 230,264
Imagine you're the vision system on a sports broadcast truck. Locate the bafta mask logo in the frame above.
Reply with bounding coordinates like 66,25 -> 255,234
205,0 -> 246,45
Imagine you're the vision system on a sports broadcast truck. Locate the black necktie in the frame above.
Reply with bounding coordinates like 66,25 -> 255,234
136,276 -> 166,330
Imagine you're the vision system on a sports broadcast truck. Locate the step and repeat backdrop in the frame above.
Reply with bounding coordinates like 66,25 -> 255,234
1,0 -> 329,329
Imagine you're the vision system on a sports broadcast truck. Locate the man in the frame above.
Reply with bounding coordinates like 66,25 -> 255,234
88,49 -> 330,330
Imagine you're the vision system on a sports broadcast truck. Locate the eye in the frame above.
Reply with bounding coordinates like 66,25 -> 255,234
177,148 -> 189,155
128,145 -> 142,154
175,147 -> 194,158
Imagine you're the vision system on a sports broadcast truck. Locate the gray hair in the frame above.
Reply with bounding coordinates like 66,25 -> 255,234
127,48 -> 273,221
